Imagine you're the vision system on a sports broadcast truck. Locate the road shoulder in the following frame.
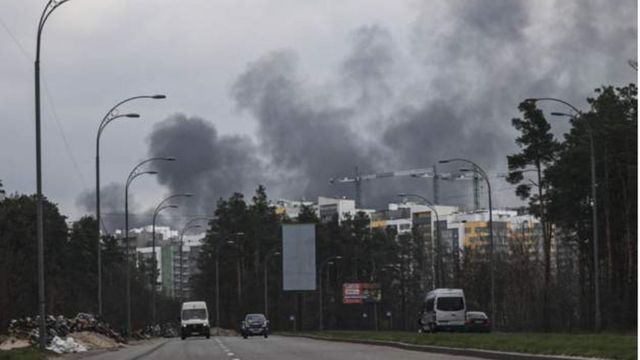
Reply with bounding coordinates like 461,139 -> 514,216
280,333 -> 606,360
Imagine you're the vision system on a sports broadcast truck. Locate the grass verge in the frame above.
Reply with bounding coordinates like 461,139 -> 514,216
0,347 -> 49,360
294,330 -> 637,360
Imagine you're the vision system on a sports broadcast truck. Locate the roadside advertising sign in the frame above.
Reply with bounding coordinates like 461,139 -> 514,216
342,283 -> 382,304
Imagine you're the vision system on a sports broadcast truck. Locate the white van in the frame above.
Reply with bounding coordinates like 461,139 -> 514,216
419,288 -> 466,332
180,301 -> 210,340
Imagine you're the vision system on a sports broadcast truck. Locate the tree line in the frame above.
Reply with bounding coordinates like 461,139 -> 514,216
506,83 -> 637,331
0,194 -> 179,335
192,83 -> 636,333
0,82 -> 635,334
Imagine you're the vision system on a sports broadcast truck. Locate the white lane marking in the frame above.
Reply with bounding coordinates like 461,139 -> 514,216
215,338 -> 238,359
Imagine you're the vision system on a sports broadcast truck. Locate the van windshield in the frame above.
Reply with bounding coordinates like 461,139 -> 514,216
182,308 -> 207,320
436,297 -> 464,311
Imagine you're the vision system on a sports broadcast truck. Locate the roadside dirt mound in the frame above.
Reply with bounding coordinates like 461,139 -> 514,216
70,331 -> 122,350
0,336 -> 30,350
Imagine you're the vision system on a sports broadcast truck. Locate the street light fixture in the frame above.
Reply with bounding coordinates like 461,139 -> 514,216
175,217 -> 211,300
318,255 -> 342,330
124,168 -> 157,338
439,159 -> 495,324
96,112 -> 140,317
527,97 -> 600,331
214,235 -> 243,328
151,193 -> 193,323
34,0 -> 72,349
397,193 -> 441,288
177,224 -> 202,300
95,95 -> 166,318
263,249 -> 281,319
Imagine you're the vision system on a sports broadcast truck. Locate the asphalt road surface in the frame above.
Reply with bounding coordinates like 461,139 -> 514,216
80,335 -> 487,360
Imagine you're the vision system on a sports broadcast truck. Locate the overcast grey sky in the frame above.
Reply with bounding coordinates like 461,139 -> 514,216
1,1 -> 636,226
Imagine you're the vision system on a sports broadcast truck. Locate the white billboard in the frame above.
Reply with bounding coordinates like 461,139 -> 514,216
282,224 -> 316,291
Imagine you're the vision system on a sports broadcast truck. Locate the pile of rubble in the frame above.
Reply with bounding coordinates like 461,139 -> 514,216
132,323 -> 178,340
3,313 -> 125,353
1,313 -> 180,353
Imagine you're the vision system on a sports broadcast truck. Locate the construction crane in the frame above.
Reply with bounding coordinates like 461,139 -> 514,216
329,165 -> 469,208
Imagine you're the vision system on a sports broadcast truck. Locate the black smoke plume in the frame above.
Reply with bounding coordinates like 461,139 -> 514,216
141,1 -> 635,211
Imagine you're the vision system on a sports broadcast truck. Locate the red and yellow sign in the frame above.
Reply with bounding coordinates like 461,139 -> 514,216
342,283 -> 381,304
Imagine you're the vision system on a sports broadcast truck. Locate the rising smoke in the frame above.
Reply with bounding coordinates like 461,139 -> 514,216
146,114 -> 264,217
139,0 -> 635,214
76,182 -> 148,233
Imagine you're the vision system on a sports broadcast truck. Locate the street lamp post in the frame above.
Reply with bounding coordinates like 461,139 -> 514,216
177,217 -> 211,300
214,238 -> 239,328
439,159 -> 494,323
151,193 -> 193,324
318,255 -> 342,330
124,157 -> 174,337
381,264 -> 405,330
398,193 -> 441,288
178,224 -> 202,300
34,0 -> 72,349
125,169 -> 157,338
95,95 -> 165,317
263,249 -> 281,319
527,97 -> 600,331
96,112 -> 140,316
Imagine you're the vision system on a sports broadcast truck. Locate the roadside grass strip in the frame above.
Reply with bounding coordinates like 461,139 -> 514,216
300,331 -> 637,360
0,348 -> 48,360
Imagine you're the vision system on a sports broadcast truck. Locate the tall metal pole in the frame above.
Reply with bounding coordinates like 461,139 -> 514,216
96,113 -> 139,317
263,258 -> 268,318
125,179 -> 130,338
263,249 -> 280,318
34,1 -> 72,349
589,131 -> 600,331
439,159 -> 494,322
34,37 -> 46,353
177,217 -> 210,299
95,95 -> 164,317
151,204 -> 177,322
125,170 -> 156,338
151,193 -> 192,324
398,193 -> 441,288
124,157 -> 172,337
318,256 -> 341,330
214,238 -> 237,328
215,252 -> 220,327
178,224 -> 202,300
533,97 -> 601,331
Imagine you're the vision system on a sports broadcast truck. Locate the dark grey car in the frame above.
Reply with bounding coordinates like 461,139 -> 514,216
240,313 -> 269,338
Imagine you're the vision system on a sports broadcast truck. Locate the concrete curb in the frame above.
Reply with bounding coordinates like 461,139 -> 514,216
280,334 -> 606,360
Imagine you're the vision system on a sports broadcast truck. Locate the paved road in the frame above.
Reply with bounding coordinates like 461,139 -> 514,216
80,335 -> 486,360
